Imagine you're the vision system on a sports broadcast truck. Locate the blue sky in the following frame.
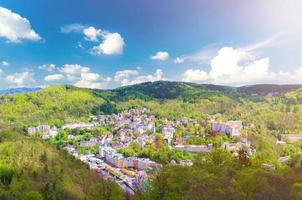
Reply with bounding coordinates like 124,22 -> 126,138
0,0 -> 302,89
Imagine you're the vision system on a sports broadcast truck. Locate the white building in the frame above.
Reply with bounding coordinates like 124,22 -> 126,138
162,125 -> 175,144
212,121 -> 242,137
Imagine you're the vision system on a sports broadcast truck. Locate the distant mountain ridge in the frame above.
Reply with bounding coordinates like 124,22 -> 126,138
238,84 -> 302,96
104,81 -> 302,100
1,82 -> 302,97
0,87 -> 41,94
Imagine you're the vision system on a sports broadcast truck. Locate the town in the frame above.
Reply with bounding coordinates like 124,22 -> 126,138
27,108 -> 257,193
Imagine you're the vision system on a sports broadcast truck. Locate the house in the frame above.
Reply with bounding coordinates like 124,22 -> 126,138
212,121 -> 242,137
162,125 -> 175,144
80,137 -> 99,147
27,125 -> 50,135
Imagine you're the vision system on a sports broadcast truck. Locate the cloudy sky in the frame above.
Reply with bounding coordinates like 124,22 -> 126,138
0,0 -> 302,89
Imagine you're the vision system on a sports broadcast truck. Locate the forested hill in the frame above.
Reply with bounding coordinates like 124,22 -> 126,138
104,81 -> 235,100
238,84 -> 302,96
95,81 -> 302,100
1,81 -> 302,129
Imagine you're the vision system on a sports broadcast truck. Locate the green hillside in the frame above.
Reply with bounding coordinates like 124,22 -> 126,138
0,130 -> 123,200
104,81 -> 236,101
0,85 -> 105,129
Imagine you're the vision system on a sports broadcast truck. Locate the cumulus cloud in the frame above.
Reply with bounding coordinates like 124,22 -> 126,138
119,69 -> 164,86
0,7 -> 41,43
173,57 -> 184,64
182,69 -> 209,82
150,51 -> 169,61
74,72 -> 110,89
181,46 -> 302,86
57,64 -> 110,89
83,26 -> 101,42
61,24 -> 125,55
60,64 -> 90,75
44,74 -> 65,82
91,32 -> 125,55
38,64 -> 57,72
114,69 -> 139,81
5,71 -> 34,87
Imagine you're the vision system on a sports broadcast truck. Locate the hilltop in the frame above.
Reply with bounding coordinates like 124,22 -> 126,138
1,81 -> 302,129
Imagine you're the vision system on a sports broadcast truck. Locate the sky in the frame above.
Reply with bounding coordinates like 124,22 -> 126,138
0,0 -> 302,89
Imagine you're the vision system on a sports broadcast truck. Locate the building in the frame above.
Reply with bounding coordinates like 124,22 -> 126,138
162,125 -> 175,144
179,159 -> 193,166
80,137 -> 99,147
62,122 -> 96,129
100,146 -> 161,170
212,121 -> 242,137
175,144 -> 212,153
221,140 -> 255,155
27,125 -> 50,135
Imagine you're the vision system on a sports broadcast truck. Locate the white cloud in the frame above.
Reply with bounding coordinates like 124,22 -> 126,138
91,32 -> 125,55
60,23 -> 86,33
0,7 -> 41,43
38,64 -> 57,72
1,61 -> 9,66
83,26 -> 101,42
74,72 -> 110,89
182,69 -> 209,82
119,69 -> 164,86
176,33 -> 289,66
61,24 -> 125,56
114,69 -> 139,81
60,64 -> 90,75
181,46 -> 286,86
5,71 -> 34,87
43,64 -> 110,89
173,57 -> 184,64
44,74 -> 64,82
150,51 -> 169,61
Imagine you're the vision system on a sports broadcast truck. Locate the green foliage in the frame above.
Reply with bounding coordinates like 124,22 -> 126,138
0,164 -> 14,186
119,135 -> 193,164
0,85 -> 105,129
138,149 -> 302,200
24,191 -> 43,200
0,130 -> 123,199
